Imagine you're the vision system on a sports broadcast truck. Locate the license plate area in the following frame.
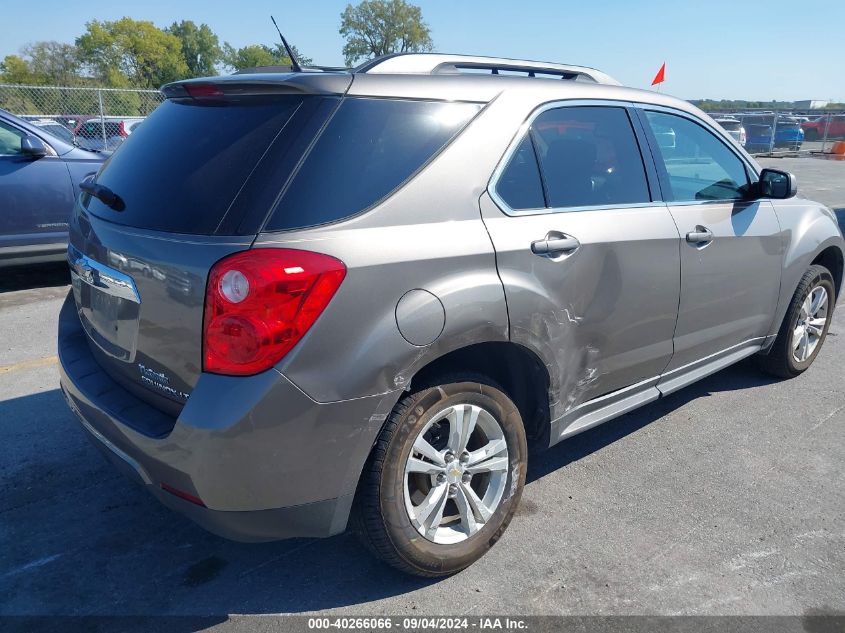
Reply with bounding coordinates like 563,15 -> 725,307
69,248 -> 141,362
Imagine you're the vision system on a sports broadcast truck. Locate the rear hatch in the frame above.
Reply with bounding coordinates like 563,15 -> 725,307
68,75 -> 349,417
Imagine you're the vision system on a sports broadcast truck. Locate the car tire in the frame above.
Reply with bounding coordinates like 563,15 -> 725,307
805,129 -> 819,141
353,374 -> 527,577
759,264 -> 835,378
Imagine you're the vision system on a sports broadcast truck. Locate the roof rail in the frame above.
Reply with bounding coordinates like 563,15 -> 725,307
356,53 -> 620,86
233,64 -> 350,75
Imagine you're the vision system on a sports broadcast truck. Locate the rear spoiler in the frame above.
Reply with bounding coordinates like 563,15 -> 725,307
161,73 -> 352,99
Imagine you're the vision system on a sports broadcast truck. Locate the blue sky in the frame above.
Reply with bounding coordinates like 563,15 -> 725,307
3,0 -> 842,101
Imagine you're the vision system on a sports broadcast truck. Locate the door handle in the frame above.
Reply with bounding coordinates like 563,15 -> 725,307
686,226 -> 713,244
531,234 -> 580,256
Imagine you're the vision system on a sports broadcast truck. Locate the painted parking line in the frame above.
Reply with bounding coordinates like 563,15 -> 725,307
0,355 -> 58,374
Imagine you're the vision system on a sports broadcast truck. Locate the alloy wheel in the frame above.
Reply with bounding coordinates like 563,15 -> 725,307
792,285 -> 829,363
403,403 -> 509,545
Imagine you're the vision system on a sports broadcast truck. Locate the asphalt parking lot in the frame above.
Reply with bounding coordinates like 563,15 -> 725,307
1,157 -> 844,620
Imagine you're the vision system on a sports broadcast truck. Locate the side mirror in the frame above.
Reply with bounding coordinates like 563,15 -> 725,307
758,168 -> 797,199
20,135 -> 49,158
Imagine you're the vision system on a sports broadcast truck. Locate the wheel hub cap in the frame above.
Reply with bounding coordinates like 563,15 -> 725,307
792,284 -> 828,363
403,403 -> 509,545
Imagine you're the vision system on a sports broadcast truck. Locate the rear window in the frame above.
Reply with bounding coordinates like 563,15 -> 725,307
718,121 -> 741,131
84,96 -> 307,234
265,98 -> 480,232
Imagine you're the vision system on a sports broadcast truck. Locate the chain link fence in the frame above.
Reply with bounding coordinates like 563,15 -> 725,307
0,84 -> 164,151
2,83 -> 843,158
703,108 -> 845,157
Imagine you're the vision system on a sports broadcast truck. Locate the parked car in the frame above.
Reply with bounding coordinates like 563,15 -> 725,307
713,116 -> 746,146
30,118 -> 76,144
58,53 -> 844,577
0,109 -> 104,267
802,115 -> 845,141
739,114 -> 804,152
73,117 -> 144,151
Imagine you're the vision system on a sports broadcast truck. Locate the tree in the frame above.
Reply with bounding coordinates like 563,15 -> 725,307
0,42 -> 81,85
0,55 -> 38,84
76,18 -> 189,88
221,43 -> 312,72
166,20 -> 221,78
22,42 -> 81,84
339,0 -> 432,67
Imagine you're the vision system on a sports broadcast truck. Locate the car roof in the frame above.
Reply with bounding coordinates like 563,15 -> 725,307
162,53 -> 732,137
167,68 -> 705,124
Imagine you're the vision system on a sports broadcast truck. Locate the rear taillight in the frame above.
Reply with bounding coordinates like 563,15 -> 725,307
118,121 -> 128,137
740,127 -> 747,146
203,249 -> 346,376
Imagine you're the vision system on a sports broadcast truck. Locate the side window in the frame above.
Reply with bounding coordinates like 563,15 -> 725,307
645,111 -> 750,202
0,121 -> 24,155
266,98 -> 480,231
496,135 -> 545,210
532,106 -> 651,208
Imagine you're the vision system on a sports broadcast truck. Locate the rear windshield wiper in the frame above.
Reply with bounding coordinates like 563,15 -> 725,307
80,181 -> 125,211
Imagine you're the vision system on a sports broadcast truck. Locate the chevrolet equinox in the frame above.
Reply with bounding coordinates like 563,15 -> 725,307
59,53 -> 844,576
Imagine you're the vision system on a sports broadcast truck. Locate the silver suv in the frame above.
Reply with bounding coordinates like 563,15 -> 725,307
59,54 -> 844,576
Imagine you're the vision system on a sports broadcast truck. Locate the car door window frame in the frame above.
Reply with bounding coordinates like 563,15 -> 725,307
632,104 -> 759,207
0,120 -> 27,156
489,99 -> 663,216
0,117 -> 58,158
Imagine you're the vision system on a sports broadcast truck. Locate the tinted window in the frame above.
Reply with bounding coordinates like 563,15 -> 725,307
85,96 -> 307,234
79,121 -> 121,138
645,111 -> 749,202
531,106 -> 651,208
496,135 -> 545,210
266,98 -> 480,231
0,121 -> 24,155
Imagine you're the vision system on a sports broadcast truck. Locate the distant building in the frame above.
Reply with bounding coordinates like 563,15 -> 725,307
794,100 -> 829,110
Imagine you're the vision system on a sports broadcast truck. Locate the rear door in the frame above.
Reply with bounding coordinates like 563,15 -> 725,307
481,103 -> 681,432
637,107 -> 782,384
0,118 -> 73,248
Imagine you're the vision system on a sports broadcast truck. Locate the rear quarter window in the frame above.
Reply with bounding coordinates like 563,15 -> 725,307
265,98 -> 481,232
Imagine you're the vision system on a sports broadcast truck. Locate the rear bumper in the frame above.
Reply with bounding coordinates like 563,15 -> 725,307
58,292 -> 400,541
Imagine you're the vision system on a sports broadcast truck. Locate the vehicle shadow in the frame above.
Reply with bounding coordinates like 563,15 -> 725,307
0,262 -> 69,293
527,357 -> 777,483
0,357 -> 778,616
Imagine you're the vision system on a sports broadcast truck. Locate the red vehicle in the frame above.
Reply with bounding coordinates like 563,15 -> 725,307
72,117 -> 144,151
802,115 -> 845,141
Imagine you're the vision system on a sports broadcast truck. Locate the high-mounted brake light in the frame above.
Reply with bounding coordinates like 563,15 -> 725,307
184,84 -> 224,99
203,249 -> 346,376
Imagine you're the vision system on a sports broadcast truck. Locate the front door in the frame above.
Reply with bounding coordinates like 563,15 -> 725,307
0,120 -> 73,247
638,109 -> 783,375
481,104 -> 681,433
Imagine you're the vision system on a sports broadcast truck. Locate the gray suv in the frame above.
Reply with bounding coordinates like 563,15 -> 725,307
58,53 -> 844,576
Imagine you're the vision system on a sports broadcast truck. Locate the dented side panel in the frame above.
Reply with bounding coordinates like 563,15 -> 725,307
479,193 -> 681,426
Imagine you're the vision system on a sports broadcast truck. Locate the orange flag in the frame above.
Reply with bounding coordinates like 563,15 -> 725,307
651,62 -> 666,86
